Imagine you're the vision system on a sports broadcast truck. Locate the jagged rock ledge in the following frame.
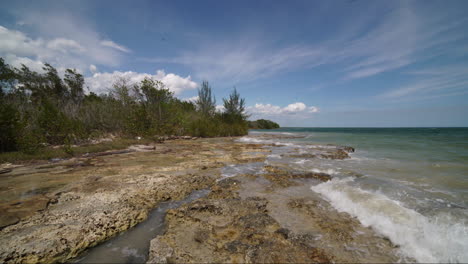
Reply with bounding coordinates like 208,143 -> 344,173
0,138 -> 269,264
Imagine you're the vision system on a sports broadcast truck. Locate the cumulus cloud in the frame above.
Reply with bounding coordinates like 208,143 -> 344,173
248,102 -> 319,116
183,96 -> 199,102
0,25 -> 42,57
3,53 -> 45,72
154,70 -> 198,95
89,64 -> 98,73
85,70 -> 198,95
216,105 -> 225,112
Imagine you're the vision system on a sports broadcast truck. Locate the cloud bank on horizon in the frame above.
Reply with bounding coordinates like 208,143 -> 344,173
0,0 -> 467,126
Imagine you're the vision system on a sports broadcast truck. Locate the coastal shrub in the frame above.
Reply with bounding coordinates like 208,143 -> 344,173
0,103 -> 21,152
0,58 -> 259,155
248,119 -> 280,129
17,128 -> 44,154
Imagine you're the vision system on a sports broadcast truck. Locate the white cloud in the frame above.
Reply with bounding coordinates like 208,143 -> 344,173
248,102 -> 319,117
85,70 -> 198,95
283,102 -> 306,113
0,25 -> 42,57
100,40 -> 131,53
47,38 -> 86,53
250,103 -> 283,115
3,53 -> 45,72
308,106 -> 319,113
0,13 -> 130,73
215,105 -> 225,112
154,70 -> 198,95
183,96 -> 198,102
89,64 -> 98,73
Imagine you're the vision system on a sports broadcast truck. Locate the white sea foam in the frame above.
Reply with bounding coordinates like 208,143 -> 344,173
267,154 -> 281,159
273,142 -> 296,146
294,159 -> 307,164
237,137 -> 269,143
221,162 -> 264,178
348,153 -> 373,161
311,177 -> 468,263
306,144 -> 336,149
311,168 -> 338,175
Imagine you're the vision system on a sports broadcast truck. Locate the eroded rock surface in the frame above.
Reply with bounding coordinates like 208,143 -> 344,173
0,138 -> 268,264
148,137 -> 404,263
1,136 -> 403,264
147,162 -> 402,264
147,180 -> 331,263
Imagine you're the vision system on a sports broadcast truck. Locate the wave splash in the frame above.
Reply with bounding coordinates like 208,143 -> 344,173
311,177 -> 468,263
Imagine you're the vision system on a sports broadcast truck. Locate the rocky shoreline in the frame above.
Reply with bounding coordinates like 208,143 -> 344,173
0,135 -> 404,263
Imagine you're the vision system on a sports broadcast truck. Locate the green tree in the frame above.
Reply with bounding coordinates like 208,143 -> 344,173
64,69 -> 85,103
196,81 -> 216,116
43,63 -> 68,100
139,78 -> 174,127
0,58 -> 16,93
222,87 -> 247,122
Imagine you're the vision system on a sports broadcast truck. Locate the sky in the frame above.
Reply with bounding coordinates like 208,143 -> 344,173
1,0 -> 467,127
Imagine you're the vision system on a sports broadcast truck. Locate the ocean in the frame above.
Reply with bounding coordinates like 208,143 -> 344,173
237,127 -> 468,263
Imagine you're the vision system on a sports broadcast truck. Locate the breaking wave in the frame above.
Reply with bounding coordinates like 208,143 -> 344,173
311,177 -> 468,263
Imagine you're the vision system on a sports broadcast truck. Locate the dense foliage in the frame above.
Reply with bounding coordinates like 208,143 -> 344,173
0,58 -> 248,153
248,119 -> 280,129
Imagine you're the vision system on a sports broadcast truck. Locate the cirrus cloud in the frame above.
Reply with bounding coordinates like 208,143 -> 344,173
100,40 -> 131,53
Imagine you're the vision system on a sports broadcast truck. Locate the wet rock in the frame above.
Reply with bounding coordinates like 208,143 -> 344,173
208,178 -> 241,200
146,238 -> 174,264
287,198 -> 356,243
283,145 -> 355,160
148,191 -> 334,263
342,146 -> 355,153
193,229 -> 209,243
238,213 -> 276,229
320,149 -> 350,160
0,215 -> 19,229
275,227 -> 290,239
217,178 -> 240,188
0,168 -> 12,174
262,165 -> 331,188
0,195 -> 50,229
287,153 -> 317,159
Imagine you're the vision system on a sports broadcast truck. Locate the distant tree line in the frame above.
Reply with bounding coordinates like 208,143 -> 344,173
248,119 -> 280,129
0,58 -> 248,153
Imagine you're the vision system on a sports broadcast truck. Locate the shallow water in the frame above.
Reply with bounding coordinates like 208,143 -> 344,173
237,128 -> 468,263
73,189 -> 210,264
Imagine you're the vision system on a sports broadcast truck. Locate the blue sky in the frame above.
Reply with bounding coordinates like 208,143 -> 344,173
1,0 -> 467,127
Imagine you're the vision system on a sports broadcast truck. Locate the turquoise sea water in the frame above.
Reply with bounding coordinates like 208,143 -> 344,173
245,127 -> 468,263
